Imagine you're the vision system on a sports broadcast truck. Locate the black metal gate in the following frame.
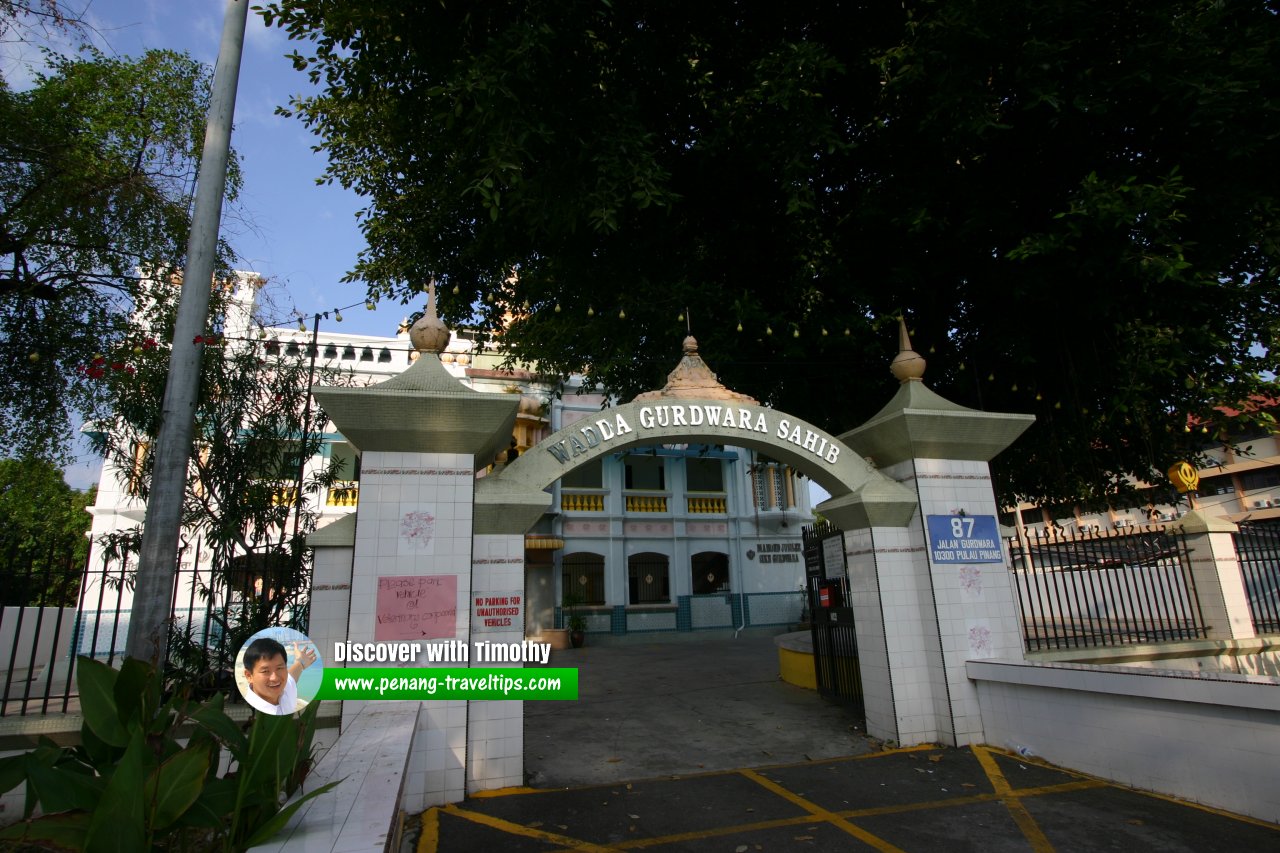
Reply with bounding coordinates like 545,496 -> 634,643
802,522 -> 864,715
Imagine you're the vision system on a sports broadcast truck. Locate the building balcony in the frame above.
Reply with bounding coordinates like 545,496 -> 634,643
561,490 -> 606,512
270,485 -> 298,507
625,492 -> 669,513
686,493 -> 727,514
326,481 -> 359,507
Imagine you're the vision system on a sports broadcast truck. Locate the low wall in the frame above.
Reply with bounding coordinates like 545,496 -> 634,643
1029,636 -> 1280,677
250,701 -> 419,853
968,658 -> 1280,823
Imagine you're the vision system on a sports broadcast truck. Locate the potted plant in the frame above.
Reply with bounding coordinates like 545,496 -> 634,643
563,591 -> 587,648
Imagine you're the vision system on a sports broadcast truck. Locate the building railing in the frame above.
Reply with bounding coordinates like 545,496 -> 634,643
625,492 -> 668,513
686,493 -> 727,514
561,490 -> 605,512
326,481 -> 359,507
1007,526 -> 1207,651
1233,521 -> 1280,634
271,485 -> 298,507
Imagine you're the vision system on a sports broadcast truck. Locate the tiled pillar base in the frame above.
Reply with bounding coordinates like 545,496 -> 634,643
467,533 -> 527,792
344,451 -> 477,809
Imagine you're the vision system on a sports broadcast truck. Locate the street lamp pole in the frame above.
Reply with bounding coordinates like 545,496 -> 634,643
126,0 -> 249,664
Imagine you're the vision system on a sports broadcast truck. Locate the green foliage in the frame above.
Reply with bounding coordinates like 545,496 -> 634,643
264,0 -> 1280,506
0,656 -> 339,852
0,456 -> 93,605
0,46 -> 240,461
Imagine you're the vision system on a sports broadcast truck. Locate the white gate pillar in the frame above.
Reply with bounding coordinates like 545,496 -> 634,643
311,284 -> 519,809
833,321 -> 1034,747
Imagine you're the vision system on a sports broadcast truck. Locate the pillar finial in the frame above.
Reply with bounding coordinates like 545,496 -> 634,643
409,277 -> 451,353
889,316 -> 927,383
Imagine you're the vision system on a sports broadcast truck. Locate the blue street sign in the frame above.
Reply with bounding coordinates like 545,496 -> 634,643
926,515 -> 1004,564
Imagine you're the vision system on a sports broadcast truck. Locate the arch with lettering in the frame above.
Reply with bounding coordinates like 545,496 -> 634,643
475,399 -> 916,534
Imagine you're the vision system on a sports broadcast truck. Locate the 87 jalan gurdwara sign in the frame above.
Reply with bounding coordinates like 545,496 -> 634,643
926,515 -> 1004,564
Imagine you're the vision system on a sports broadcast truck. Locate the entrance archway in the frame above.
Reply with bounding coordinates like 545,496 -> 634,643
308,311 -> 1033,809
477,398 -> 917,536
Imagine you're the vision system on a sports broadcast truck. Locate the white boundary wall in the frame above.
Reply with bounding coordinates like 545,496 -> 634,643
968,658 -> 1280,823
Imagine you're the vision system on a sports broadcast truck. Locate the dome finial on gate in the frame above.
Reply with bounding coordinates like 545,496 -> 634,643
409,278 -> 450,354
889,316 -> 927,383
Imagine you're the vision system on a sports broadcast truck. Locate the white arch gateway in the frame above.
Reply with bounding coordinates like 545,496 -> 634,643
308,293 -> 1033,810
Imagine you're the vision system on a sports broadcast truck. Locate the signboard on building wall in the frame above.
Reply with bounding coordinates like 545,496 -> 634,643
473,591 -> 525,633
756,542 -> 803,564
821,533 -> 846,577
925,515 -> 1004,564
374,575 -> 458,640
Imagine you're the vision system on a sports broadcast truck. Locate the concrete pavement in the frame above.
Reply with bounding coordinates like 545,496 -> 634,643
409,630 -> 1279,851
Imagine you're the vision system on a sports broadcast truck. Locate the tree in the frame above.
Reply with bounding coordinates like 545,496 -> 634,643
0,455 -> 93,606
0,1 -> 82,43
89,277 -> 348,682
264,0 -> 1279,506
0,47 -> 240,460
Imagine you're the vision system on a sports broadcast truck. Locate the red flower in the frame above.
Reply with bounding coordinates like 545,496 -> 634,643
143,338 -> 158,350
110,362 -> 124,371
91,356 -> 106,366
125,366 -> 136,375
193,335 -> 205,344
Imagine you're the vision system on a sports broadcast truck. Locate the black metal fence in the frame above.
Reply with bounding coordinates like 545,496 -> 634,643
1233,521 -> 1280,635
2,543 -> 310,717
802,522 -> 864,716
1,539 -> 86,716
1007,526 -> 1207,651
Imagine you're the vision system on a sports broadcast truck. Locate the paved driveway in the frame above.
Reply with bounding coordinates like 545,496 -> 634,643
524,631 -> 869,787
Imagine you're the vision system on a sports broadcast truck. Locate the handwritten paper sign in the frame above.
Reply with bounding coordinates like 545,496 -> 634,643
472,591 -> 524,633
375,575 -> 457,641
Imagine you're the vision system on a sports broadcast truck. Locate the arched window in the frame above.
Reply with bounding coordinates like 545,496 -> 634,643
562,552 -> 605,605
691,551 -> 730,594
628,552 -> 670,604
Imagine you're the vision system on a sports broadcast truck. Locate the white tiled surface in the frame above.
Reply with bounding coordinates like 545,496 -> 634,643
308,547 -> 354,673
969,659 -> 1280,822
467,532 -> 526,792
250,702 -> 420,853
345,450 -> 476,809
1185,530 -> 1258,640
844,457 -> 1025,747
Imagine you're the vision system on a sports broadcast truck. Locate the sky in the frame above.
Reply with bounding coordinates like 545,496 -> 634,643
4,1 -> 419,487
3,0 -> 415,336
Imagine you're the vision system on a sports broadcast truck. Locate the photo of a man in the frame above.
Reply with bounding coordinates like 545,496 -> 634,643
240,636 -> 318,715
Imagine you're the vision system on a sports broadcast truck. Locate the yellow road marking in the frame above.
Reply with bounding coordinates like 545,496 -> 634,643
417,807 -> 439,853
468,785 -> 546,798
740,768 -> 908,853
973,745 -> 1055,852
537,780 -> 1111,853
425,746 -> 1275,851
442,803 -> 621,851
982,746 -> 1280,832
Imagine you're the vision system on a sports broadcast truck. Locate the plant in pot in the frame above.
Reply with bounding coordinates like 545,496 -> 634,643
563,591 -> 587,648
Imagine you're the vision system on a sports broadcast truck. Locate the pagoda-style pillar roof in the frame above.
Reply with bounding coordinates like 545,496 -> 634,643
311,282 -> 518,464
840,319 -> 1034,466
